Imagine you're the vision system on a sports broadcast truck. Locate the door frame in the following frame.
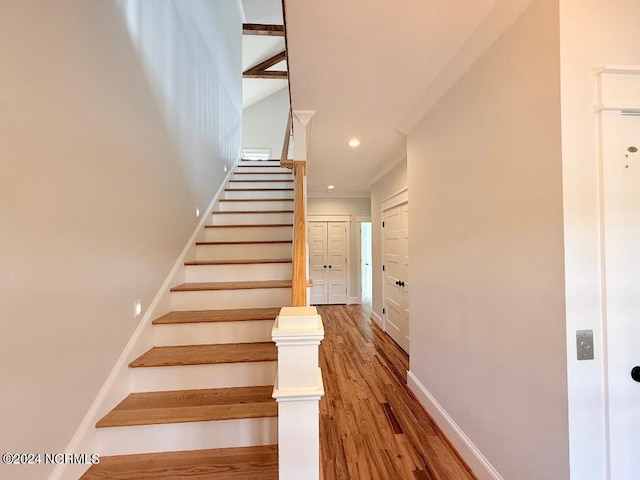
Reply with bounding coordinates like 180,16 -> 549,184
307,215 -> 351,305
380,188 -> 408,333
354,214 -> 372,305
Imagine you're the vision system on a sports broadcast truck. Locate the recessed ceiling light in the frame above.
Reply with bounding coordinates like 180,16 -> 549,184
327,185 -> 335,190
348,138 -> 360,147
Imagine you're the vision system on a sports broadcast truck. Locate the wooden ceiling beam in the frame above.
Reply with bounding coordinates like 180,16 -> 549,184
243,71 -> 288,80
243,24 -> 285,36
243,51 -> 287,80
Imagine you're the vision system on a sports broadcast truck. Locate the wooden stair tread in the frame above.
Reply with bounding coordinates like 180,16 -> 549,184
234,172 -> 291,175
184,258 -> 292,266
80,445 -> 278,479
225,188 -> 293,191
129,342 -> 277,368
238,164 -> 284,167
219,198 -> 293,202
153,307 -> 281,325
195,240 -> 292,245
171,280 -> 291,292
212,210 -> 293,214
205,223 -> 293,228
229,179 -> 293,183
241,158 -> 281,161
96,385 -> 276,428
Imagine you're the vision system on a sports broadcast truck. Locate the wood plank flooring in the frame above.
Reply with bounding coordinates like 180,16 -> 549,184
318,304 -> 476,480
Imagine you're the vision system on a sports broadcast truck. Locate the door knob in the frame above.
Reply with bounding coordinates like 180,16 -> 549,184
632,366 -> 640,383
395,280 -> 400,286
328,265 -> 332,268
324,265 -> 327,268
399,281 -> 405,287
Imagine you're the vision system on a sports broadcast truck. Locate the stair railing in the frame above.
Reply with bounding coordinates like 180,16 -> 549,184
280,109 -> 309,307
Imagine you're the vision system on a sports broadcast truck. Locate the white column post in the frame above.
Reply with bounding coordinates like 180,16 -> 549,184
272,306 -> 325,480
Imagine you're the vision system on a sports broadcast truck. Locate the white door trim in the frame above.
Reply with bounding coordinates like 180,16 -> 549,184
354,215 -> 372,305
307,214 -> 350,222
380,187 -> 408,212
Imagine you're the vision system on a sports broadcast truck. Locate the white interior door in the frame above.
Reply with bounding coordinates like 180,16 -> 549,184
308,222 -> 328,305
601,111 -> 640,478
308,221 -> 348,304
383,204 -> 409,352
327,223 -> 347,304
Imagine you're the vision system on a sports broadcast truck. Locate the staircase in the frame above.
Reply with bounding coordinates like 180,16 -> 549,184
81,159 -> 294,479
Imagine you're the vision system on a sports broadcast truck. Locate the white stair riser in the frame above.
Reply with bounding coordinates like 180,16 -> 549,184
171,287 -> 291,310
233,173 -> 292,181
153,320 -> 274,346
236,167 -> 291,173
205,225 -> 292,242
239,160 -> 281,166
224,189 -> 294,199
211,212 -> 294,225
98,417 -> 277,456
228,181 -> 294,189
218,200 -> 294,211
185,262 -> 292,282
196,242 -> 292,261
131,361 -> 277,391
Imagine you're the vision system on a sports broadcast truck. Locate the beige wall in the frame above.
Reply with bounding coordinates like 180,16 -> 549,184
243,87 -> 290,158
406,0 -> 569,478
369,160 -> 407,323
0,1 -> 241,479
559,1 -> 640,477
308,196 -> 371,302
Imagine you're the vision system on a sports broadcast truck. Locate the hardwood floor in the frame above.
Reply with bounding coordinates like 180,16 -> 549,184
318,304 -> 476,480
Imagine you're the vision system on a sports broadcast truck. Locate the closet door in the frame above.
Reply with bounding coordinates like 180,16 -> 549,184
308,221 -> 348,304
327,223 -> 347,304
308,222 -> 328,305
383,203 -> 409,352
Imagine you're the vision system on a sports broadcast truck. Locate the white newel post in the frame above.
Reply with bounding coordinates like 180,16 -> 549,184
272,306 -> 325,480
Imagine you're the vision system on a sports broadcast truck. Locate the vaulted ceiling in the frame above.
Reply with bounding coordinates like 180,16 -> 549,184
240,0 -> 287,108
240,0 -> 534,194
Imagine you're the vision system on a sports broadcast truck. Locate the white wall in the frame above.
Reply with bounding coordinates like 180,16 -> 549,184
559,1 -> 640,478
369,160 -> 407,324
308,196 -> 371,303
0,1 -> 241,479
406,0 -> 569,479
243,87 -> 290,157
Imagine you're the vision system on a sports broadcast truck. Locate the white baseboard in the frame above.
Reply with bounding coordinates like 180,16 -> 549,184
49,160 -> 239,480
348,296 -> 360,305
407,371 -> 503,480
371,310 -> 383,328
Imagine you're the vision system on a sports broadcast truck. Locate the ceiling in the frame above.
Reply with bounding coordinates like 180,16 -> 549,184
236,0 -> 534,194
283,0 -> 533,195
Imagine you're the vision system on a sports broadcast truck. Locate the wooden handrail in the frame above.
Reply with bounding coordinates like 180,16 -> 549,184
291,160 -> 307,306
280,110 -> 293,167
